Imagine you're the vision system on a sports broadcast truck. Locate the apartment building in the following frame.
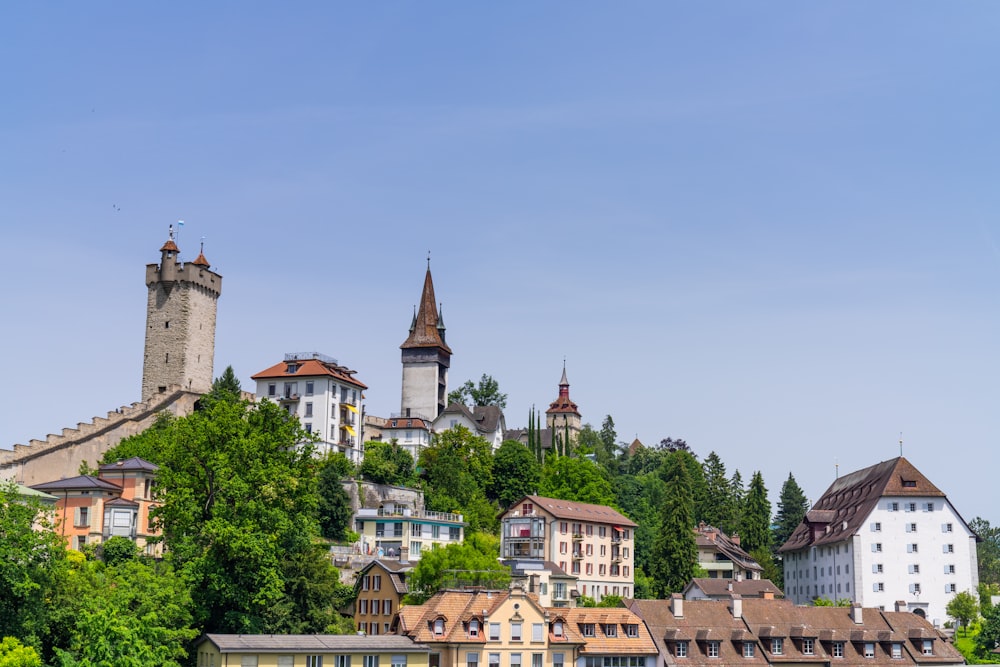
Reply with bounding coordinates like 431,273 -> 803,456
355,501 -> 465,560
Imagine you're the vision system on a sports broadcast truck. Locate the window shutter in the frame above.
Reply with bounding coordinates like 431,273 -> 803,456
943,544 -> 949,554
907,544 -> 913,553
908,584 -> 915,594
945,584 -> 951,593
908,565 -> 915,574
872,564 -> 879,573
74,508 -> 81,526
873,583 -> 880,592
871,544 -> 878,552
906,524 -> 912,533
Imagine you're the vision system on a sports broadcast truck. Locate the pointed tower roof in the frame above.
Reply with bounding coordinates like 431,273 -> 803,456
160,239 -> 179,253
191,240 -> 210,267
546,362 -> 579,415
401,267 -> 452,353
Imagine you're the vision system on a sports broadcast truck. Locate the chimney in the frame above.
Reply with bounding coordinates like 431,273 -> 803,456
895,600 -> 907,612
399,546 -> 409,563
727,581 -> 734,592
671,593 -> 684,618
730,594 -> 742,619
731,533 -> 741,546
763,589 -> 775,601
851,603 -> 863,625
736,572 -> 743,583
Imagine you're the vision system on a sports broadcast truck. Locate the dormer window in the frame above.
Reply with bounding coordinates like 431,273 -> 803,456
552,621 -> 564,638
433,618 -> 445,635
286,363 -> 298,374
625,624 -> 638,638
581,624 -> 595,637
604,624 -> 617,637
469,619 -> 480,637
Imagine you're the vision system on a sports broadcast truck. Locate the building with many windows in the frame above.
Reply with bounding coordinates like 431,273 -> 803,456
432,403 -> 506,451
354,500 -> 465,560
31,456 -> 160,554
252,352 -> 367,462
354,559 -> 414,636
693,522 -> 763,581
778,457 -> 978,626
499,496 -> 636,602
195,634 -> 431,667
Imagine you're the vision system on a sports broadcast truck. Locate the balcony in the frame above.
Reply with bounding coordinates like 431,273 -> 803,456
612,554 -> 622,563
572,532 -> 584,541
358,507 -> 464,523
279,393 -> 300,403
611,536 -> 622,545
572,552 -> 583,560
341,395 -> 358,407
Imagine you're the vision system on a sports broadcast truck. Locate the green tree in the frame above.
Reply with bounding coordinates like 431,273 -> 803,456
206,365 -> 243,404
0,637 -> 41,667
405,534 -> 510,603
649,451 -> 698,596
750,546 -> 782,586
489,440 -> 541,509
539,455 -> 614,507
740,471 -> 771,554
419,427 -> 496,533
317,459 -> 353,542
971,517 -> 1000,586
599,415 -> 617,455
946,590 -> 979,635
728,470 -> 745,534
99,535 -> 140,567
976,602 -> 1000,657
146,397 -> 328,633
0,482 -> 67,649
701,452 -> 733,532
359,440 -> 414,486
773,473 -> 809,550
447,374 -> 507,408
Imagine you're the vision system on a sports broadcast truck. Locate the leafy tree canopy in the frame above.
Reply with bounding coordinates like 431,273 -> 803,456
539,455 -> 614,507
359,440 -> 414,486
0,637 -> 41,667
419,427 -> 496,533
946,590 -> 979,634
406,534 -> 510,603
489,440 -> 541,509
971,517 -> 1000,587
448,374 -> 508,408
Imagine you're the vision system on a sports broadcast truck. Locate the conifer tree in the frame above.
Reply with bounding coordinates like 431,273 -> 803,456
773,473 -> 810,549
650,451 -> 699,595
727,470 -> 745,536
740,471 -> 772,554
701,452 -> 732,530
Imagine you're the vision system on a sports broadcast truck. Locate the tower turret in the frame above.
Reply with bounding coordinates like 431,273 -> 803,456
400,262 -> 451,420
546,362 -> 581,449
141,225 -> 222,401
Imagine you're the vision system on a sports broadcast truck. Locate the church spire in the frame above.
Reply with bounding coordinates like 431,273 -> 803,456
401,264 -> 451,353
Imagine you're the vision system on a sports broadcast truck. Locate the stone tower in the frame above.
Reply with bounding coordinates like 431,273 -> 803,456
546,363 -> 581,447
141,227 -> 222,401
400,263 -> 451,421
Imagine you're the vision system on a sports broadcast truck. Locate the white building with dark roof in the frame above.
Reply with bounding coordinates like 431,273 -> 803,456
778,457 -> 978,626
252,352 -> 367,462
432,402 -> 506,450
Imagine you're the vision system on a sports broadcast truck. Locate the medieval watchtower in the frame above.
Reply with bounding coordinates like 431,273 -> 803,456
141,226 -> 222,401
400,262 -> 451,421
546,363 -> 581,448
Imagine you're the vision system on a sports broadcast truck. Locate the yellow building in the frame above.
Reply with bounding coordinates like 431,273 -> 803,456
194,634 -> 430,667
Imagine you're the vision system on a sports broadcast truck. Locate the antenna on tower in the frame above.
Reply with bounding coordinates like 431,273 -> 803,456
835,458 -> 839,479
200,236 -> 206,254
427,250 -> 431,269
899,432 -> 903,457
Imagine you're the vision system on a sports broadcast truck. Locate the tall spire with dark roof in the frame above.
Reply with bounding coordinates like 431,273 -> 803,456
400,266 -> 452,353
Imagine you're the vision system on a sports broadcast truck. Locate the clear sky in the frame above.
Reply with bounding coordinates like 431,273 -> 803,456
3,4 -> 998,527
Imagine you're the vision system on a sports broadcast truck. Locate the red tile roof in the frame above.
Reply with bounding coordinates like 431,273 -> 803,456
400,268 -> 451,353
251,358 -> 367,389
506,496 -> 637,527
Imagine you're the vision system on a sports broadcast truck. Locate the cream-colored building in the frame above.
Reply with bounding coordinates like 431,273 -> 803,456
500,496 -> 636,602
355,501 -> 465,560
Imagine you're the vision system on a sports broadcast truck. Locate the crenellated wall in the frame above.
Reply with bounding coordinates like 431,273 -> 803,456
0,385 -> 202,486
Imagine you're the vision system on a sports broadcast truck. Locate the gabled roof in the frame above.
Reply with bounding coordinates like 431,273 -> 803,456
778,457 -> 947,553
560,608 -> 657,656
200,634 -> 428,654
396,590 -> 523,643
356,559 -> 413,596
505,496 -> 637,528
437,403 -> 505,434
99,457 -> 158,473
251,357 -> 367,389
695,524 -> 762,573
400,267 -> 451,353
684,578 -> 783,599
105,497 -> 139,508
31,475 -> 122,493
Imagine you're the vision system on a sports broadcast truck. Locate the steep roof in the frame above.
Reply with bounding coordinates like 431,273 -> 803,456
778,457 -> 946,553
31,475 -> 122,493
438,403 -> 505,434
99,457 -> 158,473
400,268 -> 451,353
695,524 -> 762,573
510,495 -> 637,527
251,357 -> 367,389
396,589 -> 520,643
560,607 -> 658,656
357,559 -> 413,595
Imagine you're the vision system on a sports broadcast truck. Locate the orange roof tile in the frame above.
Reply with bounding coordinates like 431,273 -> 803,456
251,358 -> 367,389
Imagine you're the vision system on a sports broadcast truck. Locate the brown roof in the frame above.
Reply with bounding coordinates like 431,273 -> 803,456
438,403 -> 505,434
508,495 -> 637,527
628,598 -> 769,667
685,578 -> 783,599
400,268 -> 451,353
779,457 -> 946,552
356,559 -> 413,596
251,357 -> 367,389
396,590 -> 519,643
880,612 -> 964,664
160,239 -> 179,252
202,634 -> 428,654
560,608 -> 657,656
191,251 -> 210,267
694,524 -> 762,573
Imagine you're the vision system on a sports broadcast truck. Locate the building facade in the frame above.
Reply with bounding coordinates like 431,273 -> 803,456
499,496 -> 636,602
31,456 -> 160,554
400,264 -> 451,423
142,226 -> 222,401
354,559 -> 414,636
252,352 -> 368,462
378,416 -> 433,461
778,457 -> 978,626
432,404 -> 507,451
354,500 -> 465,560
694,523 -> 762,581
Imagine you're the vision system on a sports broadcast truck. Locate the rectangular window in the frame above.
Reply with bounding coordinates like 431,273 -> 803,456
943,523 -> 954,532
364,657 -> 379,667
511,623 -> 522,641
946,564 -> 956,574
743,643 -> 754,658
241,657 -> 258,667
510,654 -> 521,667
908,543 -> 918,553
489,623 -> 500,641
268,383 -> 276,396
337,656 -> 351,667
873,543 -> 882,553
771,638 -> 783,655
278,658 -> 295,667
384,599 -> 392,615
802,639 -> 814,655
833,642 -> 844,658
945,544 -> 955,553
469,620 -> 480,637
925,502 -> 935,512
582,624 -> 595,637
307,658 -> 324,667
889,502 -> 899,512
560,522 -> 567,534
874,582 -> 884,592
626,624 -> 638,638
553,655 -> 564,667
305,381 -> 314,395
890,643 -> 901,659
604,624 -> 617,638
392,657 -> 406,667
907,523 -> 917,533
707,642 -> 719,658
864,643 -> 875,658
450,527 -> 461,540
532,655 -> 542,667
532,624 -> 543,642
675,642 -> 688,658
871,522 -> 882,532
489,655 -> 500,667
922,641 -> 933,656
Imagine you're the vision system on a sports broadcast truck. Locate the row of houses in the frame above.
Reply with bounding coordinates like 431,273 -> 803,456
196,588 -> 964,667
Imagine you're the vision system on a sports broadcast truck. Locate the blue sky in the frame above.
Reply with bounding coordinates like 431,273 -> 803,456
3,4 -> 998,526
